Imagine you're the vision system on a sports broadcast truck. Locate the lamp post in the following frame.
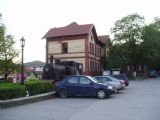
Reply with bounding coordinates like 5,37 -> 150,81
20,37 -> 25,85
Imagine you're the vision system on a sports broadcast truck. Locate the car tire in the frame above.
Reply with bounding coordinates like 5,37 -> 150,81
59,89 -> 68,98
97,90 -> 106,99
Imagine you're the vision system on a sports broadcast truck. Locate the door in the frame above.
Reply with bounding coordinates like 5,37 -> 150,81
78,76 -> 96,96
66,76 -> 79,95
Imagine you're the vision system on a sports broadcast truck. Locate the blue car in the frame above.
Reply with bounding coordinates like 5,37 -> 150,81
149,70 -> 158,78
55,75 -> 115,99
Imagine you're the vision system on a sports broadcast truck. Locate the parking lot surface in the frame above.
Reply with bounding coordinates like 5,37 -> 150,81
0,78 -> 160,120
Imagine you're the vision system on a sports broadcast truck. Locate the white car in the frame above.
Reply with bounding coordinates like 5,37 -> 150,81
95,76 -> 124,91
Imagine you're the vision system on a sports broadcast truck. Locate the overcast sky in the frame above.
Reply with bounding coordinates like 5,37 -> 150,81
0,0 -> 160,63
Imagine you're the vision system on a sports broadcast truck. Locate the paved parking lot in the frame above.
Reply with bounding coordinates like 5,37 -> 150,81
0,78 -> 160,120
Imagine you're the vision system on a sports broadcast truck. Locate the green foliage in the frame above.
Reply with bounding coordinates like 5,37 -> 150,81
110,13 -> 145,67
0,83 -> 26,100
0,80 -> 54,100
109,14 -> 160,72
25,80 -> 53,96
27,73 -> 37,81
0,15 -> 19,80
141,17 -> 160,69
111,13 -> 145,44
100,55 -> 108,70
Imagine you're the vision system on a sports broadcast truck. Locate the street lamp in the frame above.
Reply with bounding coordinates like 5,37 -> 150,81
20,37 -> 25,85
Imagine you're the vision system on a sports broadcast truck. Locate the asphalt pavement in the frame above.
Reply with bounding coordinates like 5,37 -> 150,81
0,78 -> 160,120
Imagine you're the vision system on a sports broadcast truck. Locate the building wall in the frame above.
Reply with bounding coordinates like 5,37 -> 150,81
48,42 -> 61,54
50,53 -> 85,58
47,36 -> 87,73
68,40 -> 85,53
46,34 -> 106,76
48,39 -> 85,54
87,31 -> 104,75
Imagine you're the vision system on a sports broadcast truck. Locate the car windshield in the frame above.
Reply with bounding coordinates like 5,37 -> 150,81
87,76 -> 99,83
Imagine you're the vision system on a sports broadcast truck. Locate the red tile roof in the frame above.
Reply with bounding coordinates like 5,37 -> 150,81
43,22 -> 93,38
43,22 -> 109,45
98,35 -> 110,44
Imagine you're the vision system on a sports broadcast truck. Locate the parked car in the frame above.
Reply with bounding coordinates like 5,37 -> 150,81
0,76 -> 4,83
95,76 -> 124,91
149,69 -> 158,78
112,74 -> 129,86
55,75 -> 115,99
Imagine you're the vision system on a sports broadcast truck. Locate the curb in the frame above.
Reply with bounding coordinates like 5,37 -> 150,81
0,91 -> 56,108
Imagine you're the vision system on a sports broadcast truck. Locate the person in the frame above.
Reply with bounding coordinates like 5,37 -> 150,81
133,71 -> 136,79
13,76 -> 17,83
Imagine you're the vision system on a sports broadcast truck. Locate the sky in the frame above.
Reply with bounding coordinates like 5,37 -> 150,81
0,0 -> 160,63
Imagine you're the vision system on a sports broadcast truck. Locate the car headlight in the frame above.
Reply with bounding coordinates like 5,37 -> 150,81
108,85 -> 113,90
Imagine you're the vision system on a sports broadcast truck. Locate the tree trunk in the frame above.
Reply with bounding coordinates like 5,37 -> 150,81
4,74 -> 8,81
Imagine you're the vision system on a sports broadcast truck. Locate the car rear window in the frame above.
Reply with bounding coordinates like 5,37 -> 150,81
112,75 -> 127,80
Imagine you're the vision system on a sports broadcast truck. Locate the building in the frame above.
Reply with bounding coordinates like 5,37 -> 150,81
43,22 -> 109,75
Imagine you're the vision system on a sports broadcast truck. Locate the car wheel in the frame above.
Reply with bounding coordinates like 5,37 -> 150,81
97,90 -> 106,99
59,89 -> 68,98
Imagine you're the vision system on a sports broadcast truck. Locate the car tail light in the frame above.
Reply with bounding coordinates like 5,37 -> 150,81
119,80 -> 124,85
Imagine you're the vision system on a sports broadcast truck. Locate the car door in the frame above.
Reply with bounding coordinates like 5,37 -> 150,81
78,76 -> 96,96
66,76 -> 79,95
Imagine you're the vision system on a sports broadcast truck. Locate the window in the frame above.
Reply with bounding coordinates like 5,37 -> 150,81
97,48 -> 99,57
90,43 -> 92,53
98,62 -> 100,72
95,62 -> 97,72
91,35 -> 93,41
95,47 -> 97,56
79,77 -> 91,85
101,77 -> 109,82
96,77 -> 102,82
92,44 -> 94,54
93,61 -> 95,72
50,55 -> 53,63
90,43 -> 95,55
62,43 -> 68,53
68,77 -> 78,84
90,61 -> 92,72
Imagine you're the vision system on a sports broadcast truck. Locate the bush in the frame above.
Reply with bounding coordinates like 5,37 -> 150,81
0,79 -> 12,83
25,80 -> 53,96
27,73 -> 37,82
0,83 -> 26,100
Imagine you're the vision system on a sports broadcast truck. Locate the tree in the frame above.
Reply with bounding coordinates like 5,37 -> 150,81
141,17 -> 160,70
0,14 -> 5,47
107,44 -> 124,69
111,13 -> 145,44
0,14 -> 19,80
110,13 -> 145,68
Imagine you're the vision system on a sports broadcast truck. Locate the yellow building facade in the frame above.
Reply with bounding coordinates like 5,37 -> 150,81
43,22 -> 109,75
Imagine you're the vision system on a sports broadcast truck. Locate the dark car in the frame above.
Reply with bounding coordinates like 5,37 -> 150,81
0,76 -> 4,83
112,74 -> 129,86
149,69 -> 158,78
55,75 -> 115,99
